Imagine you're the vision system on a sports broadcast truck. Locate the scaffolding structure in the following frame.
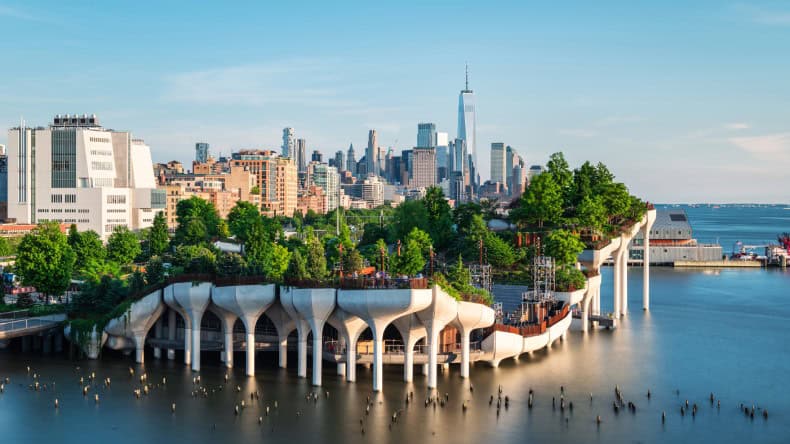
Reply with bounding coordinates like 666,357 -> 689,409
524,255 -> 555,303
469,264 -> 492,293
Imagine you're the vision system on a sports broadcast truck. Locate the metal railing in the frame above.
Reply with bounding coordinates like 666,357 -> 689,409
0,309 -> 31,320
322,339 -> 480,355
0,317 -> 57,332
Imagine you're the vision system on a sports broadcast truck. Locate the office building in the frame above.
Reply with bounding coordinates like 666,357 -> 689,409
311,150 -> 323,163
296,138 -> 307,173
366,130 -> 379,176
411,148 -> 436,188
490,142 -> 506,187
417,123 -> 437,148
311,163 -> 339,211
346,144 -> 356,175
7,114 -> 164,238
334,150 -> 345,172
457,65 -> 476,188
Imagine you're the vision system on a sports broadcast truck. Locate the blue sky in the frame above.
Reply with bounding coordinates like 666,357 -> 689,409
1,1 -> 789,203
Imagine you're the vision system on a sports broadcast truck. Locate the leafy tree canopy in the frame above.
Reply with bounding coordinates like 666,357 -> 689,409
15,221 -> 76,298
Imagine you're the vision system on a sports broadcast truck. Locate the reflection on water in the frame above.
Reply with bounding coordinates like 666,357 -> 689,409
1,267 -> 788,444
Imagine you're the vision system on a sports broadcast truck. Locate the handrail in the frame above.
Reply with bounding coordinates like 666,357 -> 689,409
0,309 -> 30,320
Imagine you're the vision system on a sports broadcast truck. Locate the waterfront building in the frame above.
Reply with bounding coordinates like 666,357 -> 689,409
630,209 -> 722,264
7,115 -> 164,238
282,127 -> 295,158
366,130 -> 379,177
195,142 -> 210,163
411,148 -> 436,189
457,66 -> 476,189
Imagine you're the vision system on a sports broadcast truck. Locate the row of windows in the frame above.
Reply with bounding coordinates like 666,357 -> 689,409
90,149 -> 113,156
107,209 -> 127,213
91,161 -> 114,171
105,224 -> 125,232
106,218 -> 127,223
89,137 -> 111,143
107,195 -> 126,204
50,194 -> 75,203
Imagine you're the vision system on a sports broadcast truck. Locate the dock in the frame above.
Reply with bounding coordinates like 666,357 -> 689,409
673,260 -> 762,268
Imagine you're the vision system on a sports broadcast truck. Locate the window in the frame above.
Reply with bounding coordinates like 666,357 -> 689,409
91,161 -> 114,171
106,195 -> 126,204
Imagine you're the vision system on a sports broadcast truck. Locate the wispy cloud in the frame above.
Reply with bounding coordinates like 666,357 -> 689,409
724,122 -> 751,130
162,58 -> 369,111
729,132 -> 790,161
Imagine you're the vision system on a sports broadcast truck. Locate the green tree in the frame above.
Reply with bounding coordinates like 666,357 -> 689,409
422,186 -> 453,250
389,200 -> 429,243
107,226 -> 142,266
343,249 -> 365,274
484,233 -> 517,268
576,195 -> 608,232
305,233 -> 327,280
148,212 -> 170,256
405,227 -> 433,257
391,239 -> 425,276
447,255 -> 471,289
546,152 -> 573,203
15,221 -> 76,300
174,245 -> 216,274
145,256 -> 166,284
544,229 -> 585,266
287,250 -> 309,280
227,201 -> 261,243
68,227 -> 106,277
511,173 -> 564,228
174,196 -> 222,244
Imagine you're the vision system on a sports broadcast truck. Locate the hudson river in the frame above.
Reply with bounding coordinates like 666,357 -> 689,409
1,205 -> 788,443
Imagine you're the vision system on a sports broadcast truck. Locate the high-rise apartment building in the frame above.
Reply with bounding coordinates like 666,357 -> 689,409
7,115 -> 164,238
195,142 -> 210,163
366,130 -> 379,176
296,138 -> 307,173
310,163 -> 339,211
411,148 -> 436,188
490,142 -> 506,186
230,150 -> 297,217
282,127 -> 295,158
457,66 -> 476,189
0,144 -> 7,221
417,123 -> 437,148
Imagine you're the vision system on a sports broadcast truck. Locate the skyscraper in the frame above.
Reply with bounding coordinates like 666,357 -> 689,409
296,138 -> 307,173
490,142 -> 506,186
334,150 -> 345,172
436,132 -> 449,182
417,123 -> 437,148
282,127 -> 295,158
411,147 -> 436,188
346,143 -> 356,175
311,163 -> 340,211
311,150 -> 322,163
366,130 -> 379,176
195,142 -> 210,163
457,65 -> 476,188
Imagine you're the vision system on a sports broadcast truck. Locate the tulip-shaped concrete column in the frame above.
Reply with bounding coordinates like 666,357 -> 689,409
417,287 -> 458,389
166,309 -> 176,360
619,244 -> 629,315
265,302 -> 295,369
280,289 -> 314,380
392,314 -> 426,382
642,209 -> 656,310
105,289 -> 164,365
208,306 -> 237,369
328,308 -> 368,382
452,301 -> 495,378
169,282 -> 212,372
212,284 -> 276,376
338,288 -> 432,392
285,288 -> 336,386
153,318 -> 163,359
164,287 -> 192,365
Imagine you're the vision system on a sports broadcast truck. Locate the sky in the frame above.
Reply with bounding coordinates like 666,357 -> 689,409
0,1 -> 789,203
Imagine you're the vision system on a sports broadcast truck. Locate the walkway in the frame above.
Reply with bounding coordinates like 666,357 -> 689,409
0,311 -> 66,340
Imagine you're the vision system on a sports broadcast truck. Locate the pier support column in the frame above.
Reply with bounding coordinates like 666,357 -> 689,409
460,332 -> 471,378
613,255 -> 621,319
337,363 -> 345,376
191,316 -> 203,372
153,317 -> 162,359
278,334 -> 288,369
422,363 -> 429,375
643,225 -> 651,311
426,326 -> 440,389
346,336 -> 357,382
133,334 -> 146,365
167,310 -> 176,360
241,316 -> 259,376
372,327 -> 385,392
310,320 -> 326,386
297,325 -> 308,378
42,334 -> 52,354
183,326 -> 192,366
404,344 -> 414,382
621,249 -> 629,316
54,332 -> 63,353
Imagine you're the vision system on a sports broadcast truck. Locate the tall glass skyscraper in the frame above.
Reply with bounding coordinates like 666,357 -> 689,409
457,65 -> 476,187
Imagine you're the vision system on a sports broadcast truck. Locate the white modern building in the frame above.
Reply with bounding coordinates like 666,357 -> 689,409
7,115 -> 164,238
311,163 -> 340,211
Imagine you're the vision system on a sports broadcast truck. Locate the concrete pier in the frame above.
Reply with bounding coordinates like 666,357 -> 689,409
416,287 -> 458,389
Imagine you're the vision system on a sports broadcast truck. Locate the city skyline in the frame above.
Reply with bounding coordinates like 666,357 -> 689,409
1,1 -> 789,203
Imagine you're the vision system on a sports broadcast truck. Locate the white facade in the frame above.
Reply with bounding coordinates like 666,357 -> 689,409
7,115 -> 163,238
311,163 -> 339,211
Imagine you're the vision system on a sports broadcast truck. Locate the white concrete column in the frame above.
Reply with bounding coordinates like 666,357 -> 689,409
426,326 -> 440,389
337,363 -> 345,375
278,334 -> 288,369
183,327 -> 192,366
153,317 -> 163,359
422,363 -> 429,375
167,310 -> 176,360
643,225 -> 650,310
346,336 -> 357,382
404,343 -> 414,382
224,331 -> 234,367
297,327 -> 308,378
613,255 -> 621,319
310,320 -> 326,386
191,316 -> 202,372
460,332 -> 471,378
372,327 -> 385,392
134,335 -> 146,364
621,249 -> 629,316
242,316 -> 258,376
